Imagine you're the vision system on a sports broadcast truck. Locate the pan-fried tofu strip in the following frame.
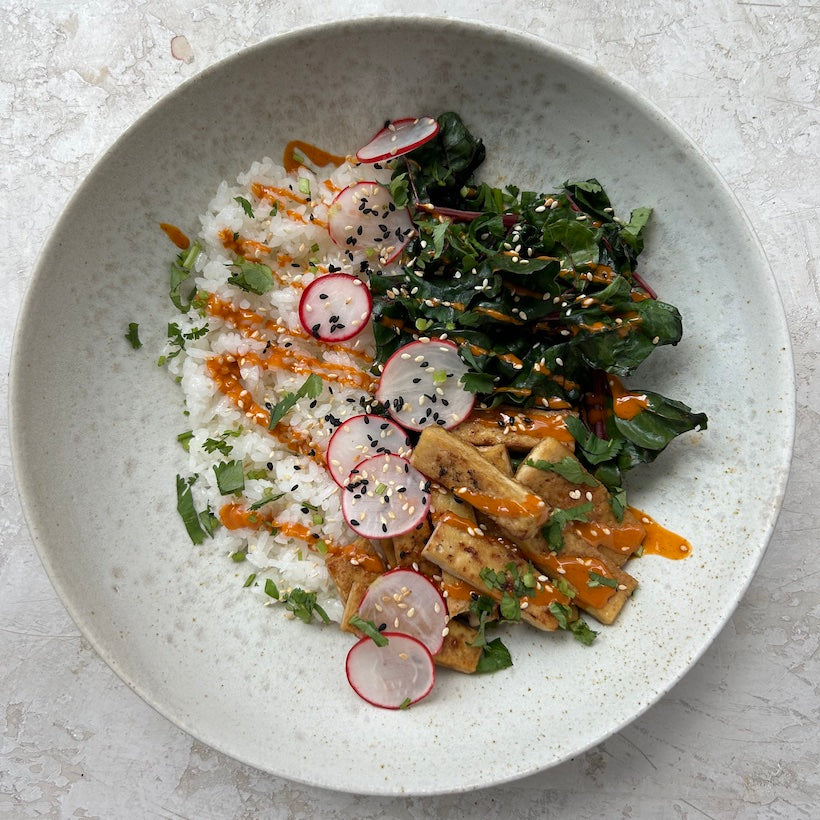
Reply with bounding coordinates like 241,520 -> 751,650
434,619 -> 483,674
340,579 -> 372,634
476,443 -> 513,476
510,527 -> 638,625
392,518 -> 439,577
451,405 -> 576,451
380,538 -> 397,569
412,426 -> 548,541
516,438 -> 645,565
325,537 -> 386,602
429,482 -> 476,523
422,514 -> 574,632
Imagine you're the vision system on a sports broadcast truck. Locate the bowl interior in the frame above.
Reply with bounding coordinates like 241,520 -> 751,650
10,17 -> 793,795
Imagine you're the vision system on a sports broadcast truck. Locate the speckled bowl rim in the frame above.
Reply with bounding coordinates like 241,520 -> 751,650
10,15 -> 795,796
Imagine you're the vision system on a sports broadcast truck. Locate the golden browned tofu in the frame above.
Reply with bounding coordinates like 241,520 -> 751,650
434,619 -> 483,674
429,483 -> 476,524
476,443 -> 513,476
379,538 -> 397,569
411,426 -> 548,541
451,405 -> 577,452
439,570 -> 485,618
340,579 -> 372,634
392,518 -> 439,577
422,516 -> 573,632
515,438 -> 645,565
324,537 -> 385,602
510,527 -> 638,625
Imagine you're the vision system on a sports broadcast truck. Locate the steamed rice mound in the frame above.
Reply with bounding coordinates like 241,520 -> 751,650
164,155 -> 397,622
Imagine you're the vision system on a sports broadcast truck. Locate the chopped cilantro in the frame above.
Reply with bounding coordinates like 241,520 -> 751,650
525,457 -> 599,487
542,502 -> 595,550
268,373 -> 323,429
169,241 -> 201,312
177,430 -> 194,452
476,637 -> 513,673
570,618 -> 598,646
231,550 -> 246,563
203,437 -> 232,456
468,594 -> 496,647
228,258 -> 274,295
248,489 -> 285,511
349,614 -> 388,646
243,573 -> 257,588
125,322 -> 142,349
587,571 -> 618,589
282,588 -> 330,624
175,474 -> 207,545
264,578 -> 280,599
234,196 -> 255,218
246,468 -> 268,480
213,460 -> 245,495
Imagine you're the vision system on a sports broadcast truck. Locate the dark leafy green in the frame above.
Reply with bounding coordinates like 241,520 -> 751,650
367,112 -> 707,504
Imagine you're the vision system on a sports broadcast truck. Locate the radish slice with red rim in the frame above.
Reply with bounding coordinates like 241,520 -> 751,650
298,273 -> 372,342
376,339 -> 476,431
341,453 -> 430,539
327,181 -> 414,265
355,116 -> 440,163
345,632 -> 435,709
326,414 -> 413,487
357,568 -> 448,656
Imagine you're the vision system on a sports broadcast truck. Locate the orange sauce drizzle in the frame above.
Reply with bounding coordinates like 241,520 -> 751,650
327,542 -> 385,574
574,519 -> 645,554
218,228 -> 271,260
468,407 -> 574,444
283,140 -> 347,173
452,487 -> 545,518
160,222 -> 190,249
542,553 -> 616,610
205,356 -> 323,463
437,513 -> 570,609
206,294 -> 373,365
251,181 -> 308,206
220,502 -> 331,549
629,507 -> 692,560
608,375 -> 650,420
442,576 -> 481,602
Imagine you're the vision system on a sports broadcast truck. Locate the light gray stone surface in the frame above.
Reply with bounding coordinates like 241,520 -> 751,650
1,1 -> 817,817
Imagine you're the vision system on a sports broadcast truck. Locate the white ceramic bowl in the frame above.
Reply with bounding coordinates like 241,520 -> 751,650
10,17 -> 794,795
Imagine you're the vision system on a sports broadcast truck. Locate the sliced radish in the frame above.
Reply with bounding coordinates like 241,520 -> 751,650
345,632 -> 435,709
341,453 -> 430,539
326,414 -> 413,487
355,116 -> 440,163
357,568 -> 448,655
298,273 -> 372,342
327,181 -> 414,265
376,339 -> 476,431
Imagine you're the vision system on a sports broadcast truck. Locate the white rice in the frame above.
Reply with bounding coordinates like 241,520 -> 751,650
164,153 -> 397,622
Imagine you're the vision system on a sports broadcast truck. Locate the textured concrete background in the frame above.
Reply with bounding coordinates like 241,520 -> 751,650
1,1 -> 818,817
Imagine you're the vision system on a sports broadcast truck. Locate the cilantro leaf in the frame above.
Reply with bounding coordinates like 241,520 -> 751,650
542,501 -> 595,550
570,619 -> 598,645
169,241 -> 201,312
264,578 -> 280,599
175,474 -> 207,545
125,322 -> 142,349
283,588 -> 330,624
228,258 -> 274,295
587,571 -> 618,589
525,457 -> 598,487
234,196 -> 255,218
213,460 -> 245,495
349,614 -> 389,646
268,374 -> 323,429
468,594 -> 496,647
476,637 -> 513,673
